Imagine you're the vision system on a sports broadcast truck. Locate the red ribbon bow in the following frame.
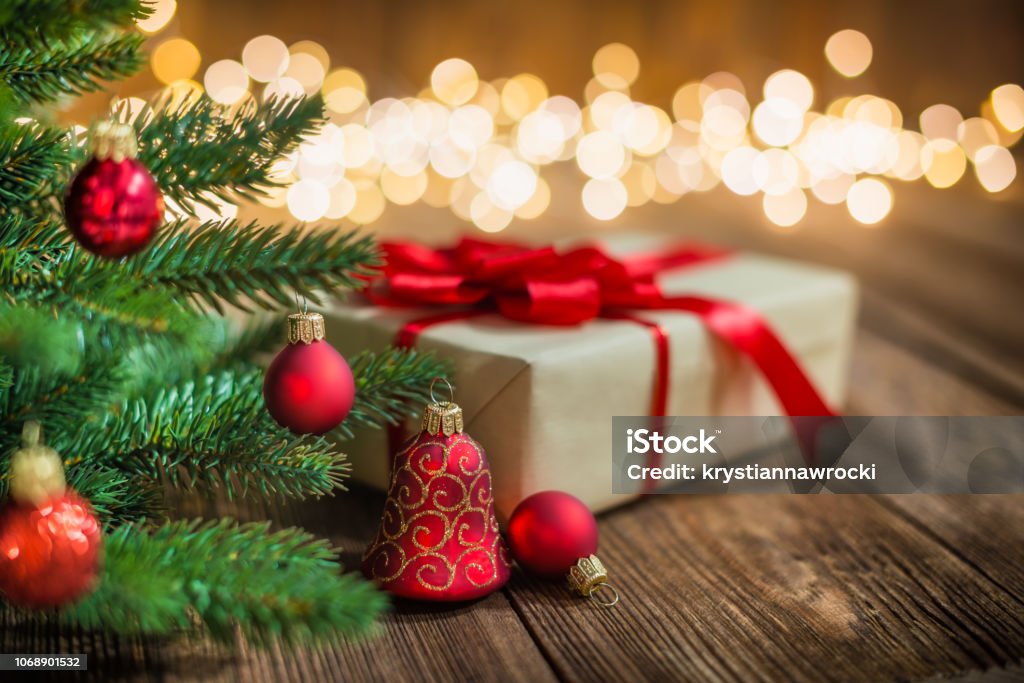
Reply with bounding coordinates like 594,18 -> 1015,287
367,237 -> 836,420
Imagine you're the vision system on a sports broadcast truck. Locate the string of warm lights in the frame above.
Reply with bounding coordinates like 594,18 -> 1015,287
134,0 -> 1023,231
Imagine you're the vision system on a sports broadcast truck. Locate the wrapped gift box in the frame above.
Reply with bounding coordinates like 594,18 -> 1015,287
322,242 -> 858,517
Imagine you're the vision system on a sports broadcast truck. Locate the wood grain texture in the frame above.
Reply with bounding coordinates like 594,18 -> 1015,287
504,495 -> 1024,683
846,330 -> 1020,415
880,496 -> 1024,610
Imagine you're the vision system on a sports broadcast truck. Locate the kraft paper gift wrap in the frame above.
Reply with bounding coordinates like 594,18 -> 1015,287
321,244 -> 858,516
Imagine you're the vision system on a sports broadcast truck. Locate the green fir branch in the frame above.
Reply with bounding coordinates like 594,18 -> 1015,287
64,462 -> 163,528
73,369 -> 348,501
20,222 -> 378,322
104,220 -> 379,313
0,32 -> 145,104
12,243 -> 203,342
0,357 -> 11,389
0,216 -> 73,291
62,519 -> 386,645
0,1 -> 149,43
117,315 -> 227,397
0,124 -> 71,209
335,346 -> 452,439
0,356 -> 123,456
134,94 -> 325,212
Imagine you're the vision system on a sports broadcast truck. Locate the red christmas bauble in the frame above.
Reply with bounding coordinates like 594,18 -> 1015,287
0,491 -> 102,608
64,156 -> 163,258
263,337 -> 355,435
507,491 -> 598,579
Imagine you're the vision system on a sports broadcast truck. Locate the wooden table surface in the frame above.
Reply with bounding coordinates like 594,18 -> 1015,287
3,180 -> 1023,681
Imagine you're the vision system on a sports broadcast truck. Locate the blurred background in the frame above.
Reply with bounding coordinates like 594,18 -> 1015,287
64,0 -> 1024,233
63,0 -> 1024,407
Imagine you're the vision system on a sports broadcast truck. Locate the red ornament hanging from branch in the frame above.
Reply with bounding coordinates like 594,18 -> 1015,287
0,422 -> 102,609
362,378 -> 511,601
63,121 -> 163,258
263,310 -> 356,435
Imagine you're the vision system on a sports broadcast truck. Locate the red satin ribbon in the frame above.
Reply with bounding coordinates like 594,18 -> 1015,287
373,238 -> 837,490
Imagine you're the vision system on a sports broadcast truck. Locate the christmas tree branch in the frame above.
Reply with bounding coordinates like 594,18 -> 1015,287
65,462 -> 163,528
10,244 -> 206,344
134,94 -> 324,212
0,32 -> 145,104
72,369 -> 348,501
93,220 -> 380,313
0,0 -> 148,43
0,0 -> 400,649
0,357 -> 123,458
0,124 -> 71,210
336,346 -> 452,439
61,519 -> 387,645
0,216 -> 73,291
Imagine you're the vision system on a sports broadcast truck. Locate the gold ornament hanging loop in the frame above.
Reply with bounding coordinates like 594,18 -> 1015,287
422,377 -> 463,436
567,554 -> 621,608
429,377 -> 455,404
588,582 -> 621,608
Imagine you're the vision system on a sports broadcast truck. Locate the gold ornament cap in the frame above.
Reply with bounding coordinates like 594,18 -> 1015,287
421,378 -> 464,437
567,555 -> 620,607
9,421 -> 67,506
287,311 -> 326,344
90,120 -> 138,162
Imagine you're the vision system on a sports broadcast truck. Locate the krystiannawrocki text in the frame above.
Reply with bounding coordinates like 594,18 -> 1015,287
626,463 -> 877,484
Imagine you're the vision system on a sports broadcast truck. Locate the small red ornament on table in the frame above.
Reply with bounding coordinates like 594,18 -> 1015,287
0,422 -> 102,608
263,310 -> 355,435
363,378 -> 511,601
507,490 -> 620,606
64,121 -> 163,258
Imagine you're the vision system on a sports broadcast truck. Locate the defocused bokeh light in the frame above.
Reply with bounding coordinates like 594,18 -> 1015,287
136,0 -> 177,34
990,84 -> 1024,133
204,59 -> 248,105
151,38 -> 200,84
242,35 -> 289,82
824,29 -> 873,78
131,17 -> 1020,232
846,178 -> 892,225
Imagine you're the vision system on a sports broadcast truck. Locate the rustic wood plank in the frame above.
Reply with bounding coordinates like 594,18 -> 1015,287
504,495 -> 1024,683
879,496 -> 1024,610
846,329 -> 1020,415
855,291 -> 1024,407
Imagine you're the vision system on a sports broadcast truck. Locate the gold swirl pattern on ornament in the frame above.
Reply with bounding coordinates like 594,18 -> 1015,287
465,535 -> 508,588
363,433 -> 509,592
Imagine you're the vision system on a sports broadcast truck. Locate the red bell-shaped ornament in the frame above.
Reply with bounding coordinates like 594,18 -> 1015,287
362,379 -> 510,601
